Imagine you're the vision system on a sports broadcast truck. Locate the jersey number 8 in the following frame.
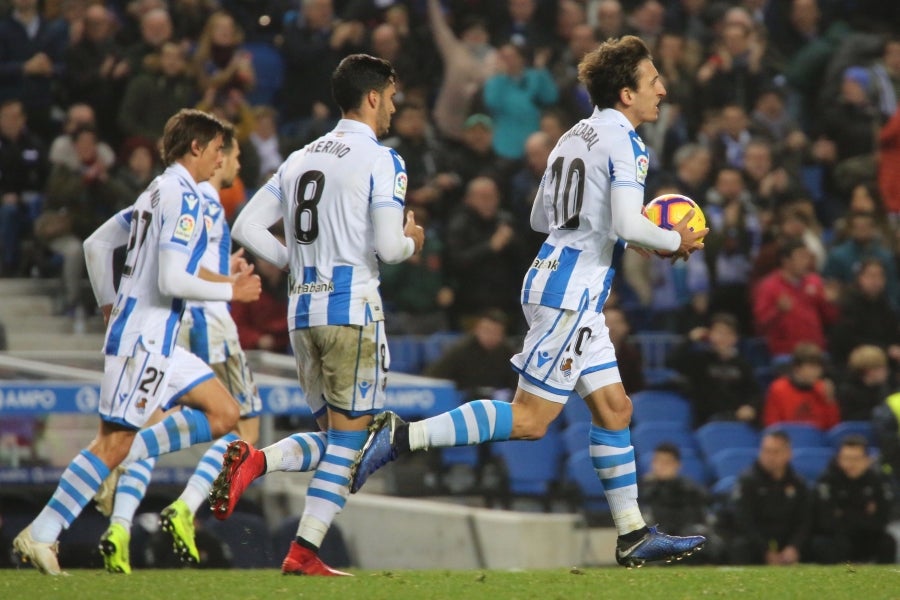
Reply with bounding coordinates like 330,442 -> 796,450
294,170 -> 325,244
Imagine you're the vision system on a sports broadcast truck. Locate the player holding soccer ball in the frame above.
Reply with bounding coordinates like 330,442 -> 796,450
350,35 -> 707,568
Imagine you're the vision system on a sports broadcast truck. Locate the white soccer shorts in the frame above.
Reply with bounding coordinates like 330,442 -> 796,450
510,304 -> 622,404
290,321 -> 389,418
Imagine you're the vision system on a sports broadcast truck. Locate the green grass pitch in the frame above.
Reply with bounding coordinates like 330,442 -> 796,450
2,566 -> 899,600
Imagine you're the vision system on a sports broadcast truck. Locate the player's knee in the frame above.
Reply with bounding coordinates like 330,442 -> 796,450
209,400 -> 240,437
512,411 -> 553,440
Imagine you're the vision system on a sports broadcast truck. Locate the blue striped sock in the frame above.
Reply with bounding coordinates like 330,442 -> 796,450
296,429 -> 368,548
590,425 -> 645,535
180,433 -> 240,513
413,400 -> 513,449
263,432 -> 328,472
127,408 -> 212,463
31,450 -> 110,543
112,457 -> 157,529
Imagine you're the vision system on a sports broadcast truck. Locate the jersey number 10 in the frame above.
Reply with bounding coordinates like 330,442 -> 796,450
549,156 -> 585,230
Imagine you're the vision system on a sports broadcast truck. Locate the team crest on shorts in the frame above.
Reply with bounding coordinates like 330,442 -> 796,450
135,397 -> 148,414
560,357 -> 574,379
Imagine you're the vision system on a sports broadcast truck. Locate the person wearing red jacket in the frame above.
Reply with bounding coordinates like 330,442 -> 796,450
878,107 -> 900,217
763,343 -> 841,430
231,254 -> 289,353
753,239 -> 840,358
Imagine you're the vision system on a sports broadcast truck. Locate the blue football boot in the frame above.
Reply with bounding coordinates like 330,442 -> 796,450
615,526 -> 705,568
349,411 -> 407,493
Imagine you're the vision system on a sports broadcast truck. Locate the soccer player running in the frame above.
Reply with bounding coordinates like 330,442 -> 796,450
11,109 -> 262,575
350,36 -> 709,568
95,124 -> 265,573
208,54 -> 424,576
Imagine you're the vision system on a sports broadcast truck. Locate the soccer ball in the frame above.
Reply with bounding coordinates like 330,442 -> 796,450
642,194 -> 706,256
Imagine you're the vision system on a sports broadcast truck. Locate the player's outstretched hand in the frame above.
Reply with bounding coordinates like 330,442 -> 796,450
672,209 -> 708,262
231,263 -> 262,302
404,210 -> 425,255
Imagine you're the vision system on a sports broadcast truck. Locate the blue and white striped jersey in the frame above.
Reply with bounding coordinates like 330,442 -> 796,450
262,119 -> 407,329
179,181 -> 240,363
104,163 -> 208,357
521,108 -> 647,313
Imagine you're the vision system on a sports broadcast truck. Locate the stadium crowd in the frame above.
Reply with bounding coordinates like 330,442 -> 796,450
1,0 -> 900,566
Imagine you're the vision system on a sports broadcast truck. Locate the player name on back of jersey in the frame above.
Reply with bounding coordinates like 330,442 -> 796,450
559,121 -> 599,151
304,139 -> 351,158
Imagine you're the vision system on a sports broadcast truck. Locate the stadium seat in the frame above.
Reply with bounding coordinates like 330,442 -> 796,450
563,449 -> 609,513
739,336 -> 771,369
826,421 -> 876,449
387,335 -> 424,374
791,447 -> 835,483
631,331 -> 684,372
561,392 -> 592,428
203,512 -> 276,568
421,331 -> 465,365
763,423 -> 828,449
709,447 -> 758,481
631,421 -> 697,460
710,475 -> 738,498
630,390 -> 693,427
491,429 -> 564,503
562,421 -> 591,457
643,367 -> 679,387
441,445 -> 480,468
244,42 -> 285,106
695,421 -> 761,459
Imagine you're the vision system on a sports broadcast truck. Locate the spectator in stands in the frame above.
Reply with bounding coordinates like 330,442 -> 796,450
671,143 -> 712,205
668,312 -> 760,427
696,22 -> 769,113
49,104 -> 115,173
710,105 -> 753,170
808,436 -> 896,564
828,258 -> 900,372
424,309 -> 518,399
425,0 -> 498,141
591,0 -> 627,41
191,11 -> 256,97
482,41 -> 558,160
869,37 -> 900,121
62,4 -> 129,143
741,138 -> 804,211
837,345 -> 892,422
248,105 -> 282,185
169,0 -> 216,42
508,130 -> 554,257
750,202 -> 826,284
40,125 -> 128,312
118,41 -> 197,143
762,342 -> 840,430
872,389 -> 900,485
279,0 -> 364,141
123,7 -> 174,76
230,251 -> 289,353
367,21 -> 431,106
495,0 -> 554,50
442,115 -> 507,201
879,101 -> 900,218
728,430 -> 809,565
0,99 -> 48,278
752,239 -> 839,358
0,0 -> 68,139
821,67 -> 882,195
640,443 -> 710,542
627,0 -> 665,49
383,103 -> 452,217
109,136 -> 160,210
830,182 -> 892,245
444,176 -> 525,329
381,206 -> 453,336
823,211 -> 899,304
603,306 -> 644,394
749,87 -> 806,155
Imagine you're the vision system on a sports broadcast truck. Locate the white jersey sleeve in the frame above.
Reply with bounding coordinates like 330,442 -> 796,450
232,172 -> 289,269
370,149 -> 414,264
84,208 -> 131,307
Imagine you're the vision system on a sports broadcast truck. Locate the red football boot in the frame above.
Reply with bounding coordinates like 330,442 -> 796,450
282,541 -> 352,576
209,440 -> 265,520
